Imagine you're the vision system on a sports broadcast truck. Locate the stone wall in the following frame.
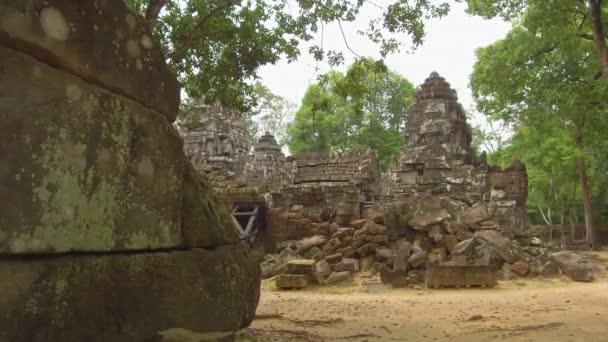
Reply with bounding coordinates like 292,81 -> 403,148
0,1 -> 259,341
286,150 -> 381,207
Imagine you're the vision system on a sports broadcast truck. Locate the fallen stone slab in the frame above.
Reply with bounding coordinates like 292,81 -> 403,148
426,265 -> 496,288
287,259 -> 316,276
326,271 -> 351,284
276,274 -> 308,289
475,230 -> 524,263
408,208 -> 451,231
0,246 -> 260,342
325,253 -> 344,264
550,251 -> 594,282
380,268 -> 408,288
332,258 -> 359,272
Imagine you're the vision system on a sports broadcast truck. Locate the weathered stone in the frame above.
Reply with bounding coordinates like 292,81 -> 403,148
460,204 -> 491,224
475,230 -> 524,264
394,241 -> 412,271
428,225 -> 444,244
0,0 -> 180,120
426,265 -> 496,288
539,260 -> 561,277
444,234 -> 458,253
303,246 -> 323,260
511,260 -> 530,277
325,253 -> 343,264
276,274 -> 308,289
0,45 -> 186,254
375,247 -> 393,262
380,268 -> 408,288
287,259 -> 316,276
0,246 -> 260,342
332,258 -> 359,273
326,271 -> 352,284
518,237 -> 544,247
314,260 -> 332,283
356,242 -> 379,257
550,251 -> 594,282
350,219 -> 368,229
452,238 -> 479,256
408,250 -> 428,269
297,235 -> 328,253
408,208 -> 451,230
182,163 -> 240,247
456,228 -> 475,241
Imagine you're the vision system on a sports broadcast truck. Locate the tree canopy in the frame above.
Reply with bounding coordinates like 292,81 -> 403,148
469,0 -> 608,245
126,0 -> 449,112
286,58 -> 415,170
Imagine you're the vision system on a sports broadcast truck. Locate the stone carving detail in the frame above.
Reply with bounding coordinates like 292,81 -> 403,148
179,103 -> 249,175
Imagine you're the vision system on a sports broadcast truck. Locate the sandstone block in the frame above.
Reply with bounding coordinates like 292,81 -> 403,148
0,0 -> 180,120
0,246 -> 260,342
276,274 -> 308,289
326,271 -> 351,284
325,253 -> 343,264
0,46 -> 185,253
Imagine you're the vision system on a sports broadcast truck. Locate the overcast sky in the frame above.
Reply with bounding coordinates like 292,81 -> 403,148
258,1 -> 511,111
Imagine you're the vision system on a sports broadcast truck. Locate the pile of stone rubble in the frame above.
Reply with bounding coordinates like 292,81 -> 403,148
261,195 -> 596,289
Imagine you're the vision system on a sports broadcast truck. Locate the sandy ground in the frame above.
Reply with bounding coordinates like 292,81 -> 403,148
245,252 -> 608,342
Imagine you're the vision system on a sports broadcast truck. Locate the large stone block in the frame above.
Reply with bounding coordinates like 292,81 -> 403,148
0,0 -> 180,120
0,246 -> 261,342
181,162 -> 240,247
0,46 -> 186,253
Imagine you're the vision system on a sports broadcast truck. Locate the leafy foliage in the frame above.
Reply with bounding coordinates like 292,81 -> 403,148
469,1 -> 608,227
126,0 -> 449,112
286,58 -> 415,170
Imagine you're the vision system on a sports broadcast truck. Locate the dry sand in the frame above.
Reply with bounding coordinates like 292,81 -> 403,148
246,252 -> 608,342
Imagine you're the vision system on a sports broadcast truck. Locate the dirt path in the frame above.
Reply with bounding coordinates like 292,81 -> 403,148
247,252 -> 608,342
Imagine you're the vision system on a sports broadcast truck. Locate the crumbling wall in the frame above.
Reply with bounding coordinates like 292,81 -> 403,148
286,150 -> 381,207
0,1 -> 259,340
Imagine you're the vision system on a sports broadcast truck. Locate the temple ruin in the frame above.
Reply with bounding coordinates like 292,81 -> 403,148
177,71 -> 566,290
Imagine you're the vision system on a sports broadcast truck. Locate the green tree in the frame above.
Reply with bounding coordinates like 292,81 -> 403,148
246,82 -> 295,146
126,0 -> 450,112
470,15 -> 608,246
286,58 -> 415,170
465,0 -> 608,83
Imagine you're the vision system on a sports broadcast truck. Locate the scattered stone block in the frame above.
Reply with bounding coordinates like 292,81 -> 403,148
326,271 -> 351,284
511,260 -> 530,277
332,258 -> 359,272
276,274 -> 308,289
325,253 -> 344,264
550,251 -> 594,282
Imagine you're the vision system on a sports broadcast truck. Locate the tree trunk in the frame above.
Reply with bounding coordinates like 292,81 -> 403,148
588,0 -> 608,79
146,0 -> 169,25
575,125 -> 597,248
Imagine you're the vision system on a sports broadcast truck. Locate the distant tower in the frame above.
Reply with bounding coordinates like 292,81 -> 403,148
243,132 -> 287,189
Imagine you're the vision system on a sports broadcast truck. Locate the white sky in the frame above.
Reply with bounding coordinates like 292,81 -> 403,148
258,1 -> 511,112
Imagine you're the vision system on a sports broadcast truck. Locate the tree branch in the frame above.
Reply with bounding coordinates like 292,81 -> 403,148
146,0 -> 169,26
168,0 -> 236,65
